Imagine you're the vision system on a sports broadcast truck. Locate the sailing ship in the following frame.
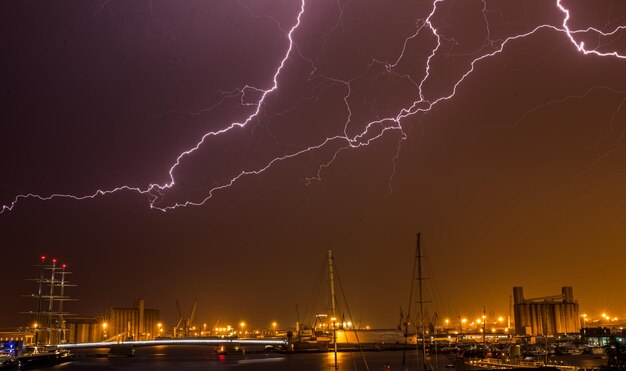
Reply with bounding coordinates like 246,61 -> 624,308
16,256 -> 75,368
293,250 -> 405,355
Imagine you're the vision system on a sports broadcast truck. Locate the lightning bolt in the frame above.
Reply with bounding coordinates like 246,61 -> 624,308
3,0 -> 626,213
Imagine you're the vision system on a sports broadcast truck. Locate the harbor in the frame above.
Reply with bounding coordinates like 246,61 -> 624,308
0,345 -> 609,371
1,246 -> 625,370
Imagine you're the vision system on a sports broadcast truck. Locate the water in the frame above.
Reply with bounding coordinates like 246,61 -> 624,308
42,346 -> 606,370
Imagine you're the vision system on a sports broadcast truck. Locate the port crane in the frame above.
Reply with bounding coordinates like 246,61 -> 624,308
174,299 -> 197,338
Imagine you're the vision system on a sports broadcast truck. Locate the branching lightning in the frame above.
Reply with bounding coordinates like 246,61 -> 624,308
3,0 -> 626,213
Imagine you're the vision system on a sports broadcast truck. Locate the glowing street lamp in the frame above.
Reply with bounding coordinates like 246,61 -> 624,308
240,322 -> 245,335
272,322 -> 277,335
102,322 -> 108,340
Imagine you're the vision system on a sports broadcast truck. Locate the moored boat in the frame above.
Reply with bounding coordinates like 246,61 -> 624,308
455,356 -> 579,370
555,344 -> 583,356
17,347 -> 73,369
0,354 -> 18,370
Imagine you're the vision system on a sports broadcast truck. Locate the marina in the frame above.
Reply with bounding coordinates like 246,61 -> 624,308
4,346 -> 606,371
1,245 -> 624,370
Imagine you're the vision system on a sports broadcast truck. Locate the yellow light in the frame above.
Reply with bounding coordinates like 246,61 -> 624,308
602,313 -> 607,318
102,322 -> 108,329
491,328 -> 496,333
33,323 -> 38,328
444,319 -> 449,324
240,322 -> 245,328
461,318 -> 467,323
498,317 -> 504,322
157,322 -> 162,328
476,319 -> 482,324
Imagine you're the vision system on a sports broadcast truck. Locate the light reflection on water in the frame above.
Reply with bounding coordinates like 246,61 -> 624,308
43,346 -> 606,370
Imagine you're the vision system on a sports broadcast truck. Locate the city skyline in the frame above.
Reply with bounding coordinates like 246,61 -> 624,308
2,0 -> 626,330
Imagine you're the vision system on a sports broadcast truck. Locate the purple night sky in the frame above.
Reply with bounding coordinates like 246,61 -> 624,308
2,0 -> 626,329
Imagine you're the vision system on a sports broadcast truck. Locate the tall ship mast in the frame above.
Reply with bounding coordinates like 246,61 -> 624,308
22,256 -> 76,345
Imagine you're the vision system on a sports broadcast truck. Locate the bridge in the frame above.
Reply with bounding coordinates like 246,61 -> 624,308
57,338 -> 287,349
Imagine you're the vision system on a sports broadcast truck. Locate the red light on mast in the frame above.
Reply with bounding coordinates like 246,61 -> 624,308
41,256 -> 46,261
52,258 -> 57,263
62,264 -> 67,269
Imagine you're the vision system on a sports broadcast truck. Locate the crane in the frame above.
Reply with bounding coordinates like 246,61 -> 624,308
174,299 -> 198,338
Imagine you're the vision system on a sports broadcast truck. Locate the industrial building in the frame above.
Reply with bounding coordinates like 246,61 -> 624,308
65,317 -> 100,343
513,286 -> 580,336
107,299 -> 160,341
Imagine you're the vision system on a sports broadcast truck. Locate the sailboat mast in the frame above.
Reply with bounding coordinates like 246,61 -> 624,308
328,249 -> 338,371
328,250 -> 337,319
417,233 -> 427,371
402,237 -> 419,370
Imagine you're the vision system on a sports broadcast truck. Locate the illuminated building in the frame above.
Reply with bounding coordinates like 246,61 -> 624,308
65,317 -> 100,343
107,299 -> 160,341
513,286 -> 580,336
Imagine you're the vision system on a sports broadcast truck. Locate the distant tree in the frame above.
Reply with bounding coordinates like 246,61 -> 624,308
604,336 -> 626,369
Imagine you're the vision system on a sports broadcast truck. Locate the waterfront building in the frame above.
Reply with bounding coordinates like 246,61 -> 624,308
65,317 -> 100,343
513,286 -> 580,336
107,299 -> 160,341
0,329 -> 32,343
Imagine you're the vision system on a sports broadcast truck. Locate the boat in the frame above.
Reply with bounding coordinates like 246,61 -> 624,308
555,344 -> 583,356
17,347 -> 73,369
586,346 -> 606,355
215,343 -> 245,355
0,354 -> 18,370
522,345 -> 547,357
454,356 -> 579,370
293,251 -> 341,353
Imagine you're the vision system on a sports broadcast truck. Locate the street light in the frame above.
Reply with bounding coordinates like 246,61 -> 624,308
102,322 -> 108,341
272,322 -> 277,335
240,322 -> 245,336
